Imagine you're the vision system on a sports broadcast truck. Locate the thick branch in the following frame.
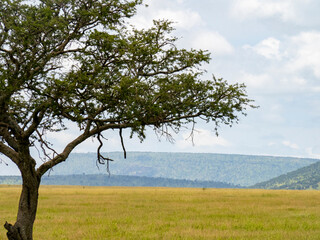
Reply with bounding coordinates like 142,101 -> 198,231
23,105 -> 47,138
0,142 -> 19,165
138,64 -> 190,77
0,128 -> 19,152
36,122 -> 130,176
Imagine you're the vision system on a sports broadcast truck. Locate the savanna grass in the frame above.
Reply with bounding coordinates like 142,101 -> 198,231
1,186 -> 319,239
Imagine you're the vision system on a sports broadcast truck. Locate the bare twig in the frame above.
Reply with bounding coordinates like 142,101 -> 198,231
0,157 -> 8,166
96,133 -> 114,176
185,118 -> 196,146
36,129 -> 59,161
119,128 -> 127,159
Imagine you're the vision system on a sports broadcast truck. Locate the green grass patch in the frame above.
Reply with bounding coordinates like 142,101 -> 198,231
1,186 -> 320,239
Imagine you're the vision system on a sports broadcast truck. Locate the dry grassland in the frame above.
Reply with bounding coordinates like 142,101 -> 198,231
0,186 -> 319,239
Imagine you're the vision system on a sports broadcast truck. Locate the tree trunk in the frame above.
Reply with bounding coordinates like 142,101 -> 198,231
4,174 -> 40,240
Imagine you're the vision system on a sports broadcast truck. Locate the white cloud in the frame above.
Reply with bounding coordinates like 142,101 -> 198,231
192,31 -> 234,55
177,128 -> 230,150
47,131 -> 76,147
231,0 -> 305,22
262,104 -> 285,124
155,9 -> 203,29
244,37 -> 281,60
306,146 -> 320,159
240,31 -> 320,94
239,71 -> 309,95
291,77 -> 307,86
239,72 -> 271,89
312,87 -> 320,93
282,140 -> 300,150
285,31 -> 320,77
130,15 -> 153,30
131,6 -> 203,30
276,76 -> 306,90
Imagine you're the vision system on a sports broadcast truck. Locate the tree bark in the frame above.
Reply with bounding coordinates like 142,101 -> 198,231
4,173 -> 40,240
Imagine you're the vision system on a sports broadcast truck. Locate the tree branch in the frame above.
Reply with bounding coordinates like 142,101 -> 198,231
0,127 -> 19,152
138,65 -> 190,77
0,142 -> 19,166
2,115 -> 24,141
119,128 -> 127,159
96,133 -> 114,175
23,104 -> 48,138
35,122 -> 131,176
36,132 -> 90,176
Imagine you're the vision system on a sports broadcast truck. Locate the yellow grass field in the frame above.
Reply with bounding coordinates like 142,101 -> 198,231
0,186 -> 320,239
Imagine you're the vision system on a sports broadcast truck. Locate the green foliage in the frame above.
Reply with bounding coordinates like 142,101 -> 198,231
253,161 -> 320,190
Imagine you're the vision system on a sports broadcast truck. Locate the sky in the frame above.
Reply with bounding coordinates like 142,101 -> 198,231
92,0 -> 320,159
119,0 -> 320,159
1,0 -> 320,175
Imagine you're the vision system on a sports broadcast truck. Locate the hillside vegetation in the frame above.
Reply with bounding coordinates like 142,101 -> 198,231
0,174 -> 239,188
1,186 -> 320,239
252,160 -> 320,190
50,152 -> 318,186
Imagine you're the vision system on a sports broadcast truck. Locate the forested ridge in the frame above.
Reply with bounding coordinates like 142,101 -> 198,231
0,174 -> 239,188
252,160 -> 320,190
48,152 -> 318,186
2,152 -> 318,188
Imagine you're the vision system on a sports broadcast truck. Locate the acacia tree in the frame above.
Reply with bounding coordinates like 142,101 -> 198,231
0,0 -> 255,239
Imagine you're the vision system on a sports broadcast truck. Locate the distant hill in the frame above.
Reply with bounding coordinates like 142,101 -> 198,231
0,176 -> 21,185
251,161 -> 320,190
0,175 -> 239,188
48,152 -> 319,186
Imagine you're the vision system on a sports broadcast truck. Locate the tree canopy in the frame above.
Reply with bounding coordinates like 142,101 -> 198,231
0,0 -> 255,239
